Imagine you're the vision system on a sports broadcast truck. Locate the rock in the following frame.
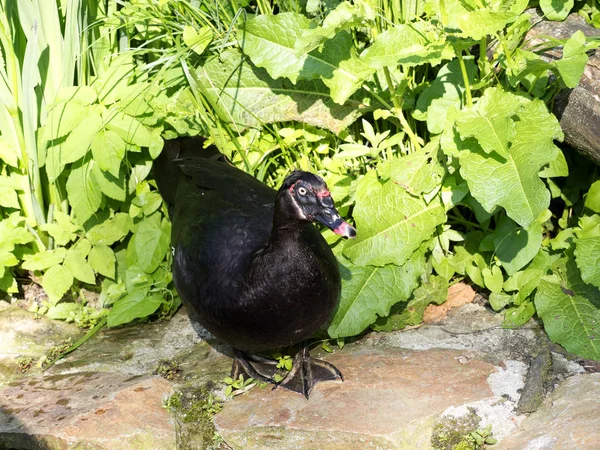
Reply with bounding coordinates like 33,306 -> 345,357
214,345 -> 526,449
0,307 -> 83,386
47,307 -> 208,377
0,372 -> 175,450
499,373 -> 600,449
526,9 -> 600,165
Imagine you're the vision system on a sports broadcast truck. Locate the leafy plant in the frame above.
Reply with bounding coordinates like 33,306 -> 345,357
2,0 -> 600,365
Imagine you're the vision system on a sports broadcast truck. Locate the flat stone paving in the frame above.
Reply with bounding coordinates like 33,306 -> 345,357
0,297 -> 599,449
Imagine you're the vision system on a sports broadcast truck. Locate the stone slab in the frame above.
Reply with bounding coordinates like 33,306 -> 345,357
499,373 -> 600,450
0,372 -> 175,450
215,346 -> 505,450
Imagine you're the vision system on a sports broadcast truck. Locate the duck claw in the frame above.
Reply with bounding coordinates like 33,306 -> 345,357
231,349 -> 278,384
277,346 -> 343,399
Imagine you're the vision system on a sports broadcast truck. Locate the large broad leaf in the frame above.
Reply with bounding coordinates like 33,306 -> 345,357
574,215 -> 600,290
239,13 -> 374,104
328,245 -> 427,338
295,1 -> 376,54
197,49 -> 366,134
414,58 -> 477,134
343,172 -> 446,266
239,13 -> 315,83
434,0 -> 519,40
534,255 -> 600,360
107,290 -> 163,327
362,21 -> 452,69
66,159 -> 103,225
387,138 -> 445,196
444,88 -> 563,227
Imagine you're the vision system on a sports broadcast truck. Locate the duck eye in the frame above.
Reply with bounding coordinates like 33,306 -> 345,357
298,187 -> 307,196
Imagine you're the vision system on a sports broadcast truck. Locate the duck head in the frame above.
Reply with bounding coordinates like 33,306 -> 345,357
278,171 -> 356,239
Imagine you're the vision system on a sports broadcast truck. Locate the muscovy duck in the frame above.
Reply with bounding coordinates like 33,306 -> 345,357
154,137 -> 356,398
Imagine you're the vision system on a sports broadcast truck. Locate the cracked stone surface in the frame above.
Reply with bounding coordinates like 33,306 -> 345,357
0,300 -> 596,449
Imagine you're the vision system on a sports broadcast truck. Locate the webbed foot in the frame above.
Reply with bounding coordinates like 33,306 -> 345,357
277,345 -> 343,399
231,349 -> 278,383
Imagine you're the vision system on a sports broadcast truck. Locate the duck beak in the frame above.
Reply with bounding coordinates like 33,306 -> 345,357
313,197 -> 357,239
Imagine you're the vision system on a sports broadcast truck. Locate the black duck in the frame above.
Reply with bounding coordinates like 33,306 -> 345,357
154,137 -> 356,398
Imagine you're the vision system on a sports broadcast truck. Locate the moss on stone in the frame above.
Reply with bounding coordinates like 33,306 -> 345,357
431,408 -> 481,450
166,384 -> 227,450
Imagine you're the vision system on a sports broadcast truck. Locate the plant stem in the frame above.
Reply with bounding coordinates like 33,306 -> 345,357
382,67 -> 422,151
457,51 -> 473,107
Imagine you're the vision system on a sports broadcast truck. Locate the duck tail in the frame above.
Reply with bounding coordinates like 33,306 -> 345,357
153,136 -> 222,218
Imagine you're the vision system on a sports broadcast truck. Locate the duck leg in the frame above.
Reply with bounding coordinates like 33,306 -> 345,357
277,344 -> 343,399
231,349 -> 278,383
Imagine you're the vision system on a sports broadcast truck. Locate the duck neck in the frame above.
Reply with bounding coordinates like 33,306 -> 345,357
269,192 -> 308,244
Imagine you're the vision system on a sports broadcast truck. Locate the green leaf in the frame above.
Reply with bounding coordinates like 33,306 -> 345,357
534,257 -> 600,360
60,111 -> 103,165
343,172 -> 446,266
0,137 -> 20,167
0,251 -> 18,268
42,264 -> 74,304
362,21 -> 452,69
483,265 -> 504,293
91,163 -> 126,201
456,108 -> 515,158
42,101 -> 86,140
0,176 -> 20,209
66,159 -> 103,225
295,1 -> 375,54
0,214 -> 33,252
239,13 -> 313,83
539,148 -> 569,178
372,276 -> 448,332
104,111 -> 153,147
46,302 -> 79,320
107,290 -> 163,327
503,302 -> 535,328
574,217 -> 600,289
445,88 -> 563,227
328,246 -> 427,338
40,210 -> 80,246
387,139 -> 445,196
434,0 -> 518,40
585,181 -> 600,213
182,25 -> 213,55
483,214 -> 545,276
89,245 -> 116,279
554,31 -> 588,88
414,58 -> 477,134
198,49 -> 365,135
86,213 -> 132,246
91,130 -> 126,177
240,14 -> 372,104
540,0 -> 575,21
63,248 -> 96,284
22,248 -> 67,271
489,292 -> 512,311
128,214 -> 170,274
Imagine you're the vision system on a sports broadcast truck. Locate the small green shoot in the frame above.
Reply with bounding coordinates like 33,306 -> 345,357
222,374 -> 256,398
